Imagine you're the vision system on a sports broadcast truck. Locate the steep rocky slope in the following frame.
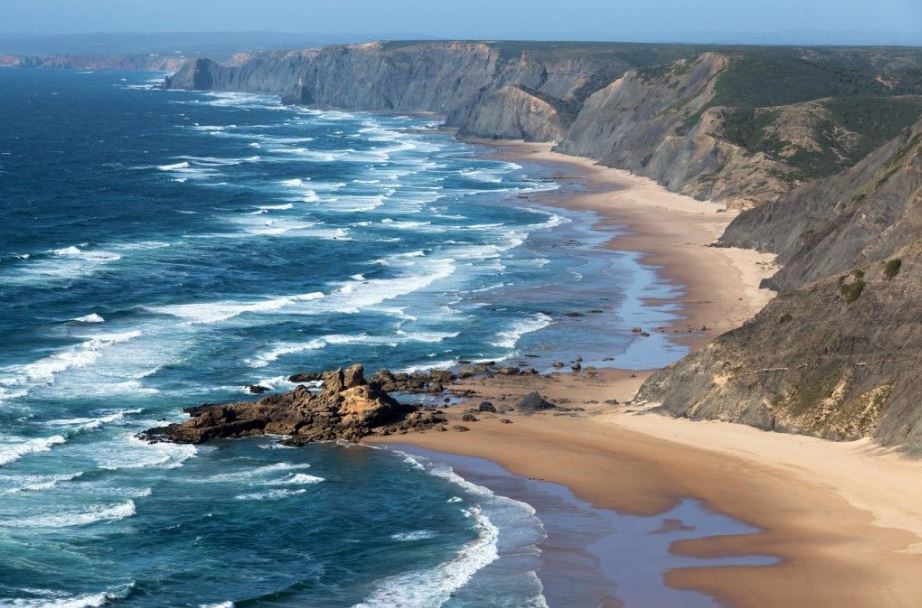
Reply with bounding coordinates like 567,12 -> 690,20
639,118 -> 922,445
722,120 -> 922,291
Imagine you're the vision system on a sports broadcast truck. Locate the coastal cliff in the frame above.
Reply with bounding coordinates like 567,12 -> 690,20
162,41 -> 922,445
639,117 -> 922,445
164,42 -> 922,209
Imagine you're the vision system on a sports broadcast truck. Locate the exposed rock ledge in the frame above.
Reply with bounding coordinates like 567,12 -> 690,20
140,364 -> 447,445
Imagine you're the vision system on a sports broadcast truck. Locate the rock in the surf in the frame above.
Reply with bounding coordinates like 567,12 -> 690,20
140,363 -> 447,445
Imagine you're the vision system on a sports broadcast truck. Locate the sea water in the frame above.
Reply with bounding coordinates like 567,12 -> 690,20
0,69 -> 690,607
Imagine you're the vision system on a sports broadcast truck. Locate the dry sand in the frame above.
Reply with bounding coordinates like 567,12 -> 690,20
370,141 -> 922,607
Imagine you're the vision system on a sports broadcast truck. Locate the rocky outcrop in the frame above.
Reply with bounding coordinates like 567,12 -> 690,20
141,364 -> 447,445
515,392 -> 558,412
455,85 -> 569,142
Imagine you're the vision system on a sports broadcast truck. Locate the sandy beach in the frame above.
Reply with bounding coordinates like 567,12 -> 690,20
369,141 -> 922,607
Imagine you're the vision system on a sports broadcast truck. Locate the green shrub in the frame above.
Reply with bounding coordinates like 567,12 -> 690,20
884,258 -> 902,280
838,270 -> 866,304
779,313 -> 793,324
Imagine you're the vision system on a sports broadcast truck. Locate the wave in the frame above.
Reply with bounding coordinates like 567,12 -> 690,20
51,245 -> 121,262
157,161 -> 191,171
96,436 -> 197,471
0,241 -> 169,285
265,473 -> 325,486
0,472 -> 83,494
0,330 -> 143,400
491,313 -> 554,349
234,488 -> 308,501
248,331 -> 456,369
0,583 -> 135,608
152,257 -> 455,325
390,530 -> 438,542
0,435 -> 67,467
233,217 -> 350,239
175,155 -> 262,167
206,462 -> 314,483
2,500 -> 136,528
42,409 -> 140,435
353,505 -> 499,608
148,291 -> 324,324
72,313 -> 105,324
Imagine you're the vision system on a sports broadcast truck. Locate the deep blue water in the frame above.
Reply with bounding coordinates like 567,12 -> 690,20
0,69 -> 686,607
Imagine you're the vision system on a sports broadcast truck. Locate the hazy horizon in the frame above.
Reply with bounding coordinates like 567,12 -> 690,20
2,0 -> 920,47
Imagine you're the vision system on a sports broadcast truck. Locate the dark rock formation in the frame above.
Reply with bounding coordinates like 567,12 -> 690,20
370,368 -> 456,393
141,364 -> 446,445
515,392 -> 558,412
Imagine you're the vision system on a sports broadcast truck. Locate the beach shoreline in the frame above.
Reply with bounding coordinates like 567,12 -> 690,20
369,140 -> 922,607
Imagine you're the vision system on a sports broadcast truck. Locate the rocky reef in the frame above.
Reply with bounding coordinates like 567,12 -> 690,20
141,364 -> 447,445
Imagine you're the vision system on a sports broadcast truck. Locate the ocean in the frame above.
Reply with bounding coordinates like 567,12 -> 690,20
0,68 -> 692,607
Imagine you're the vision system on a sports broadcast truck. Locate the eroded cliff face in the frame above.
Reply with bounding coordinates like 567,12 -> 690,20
556,53 -> 796,208
639,118 -> 922,446
454,85 -> 568,142
722,121 -> 922,291
163,42 -> 637,142
637,243 -> 922,445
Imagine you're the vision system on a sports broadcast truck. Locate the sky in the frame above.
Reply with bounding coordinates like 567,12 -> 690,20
2,0 -> 921,45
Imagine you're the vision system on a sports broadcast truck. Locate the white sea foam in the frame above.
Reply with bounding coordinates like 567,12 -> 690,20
96,435 -> 197,471
0,330 -> 143,399
51,245 -> 121,262
0,435 -> 67,467
247,337 -> 348,368
390,530 -> 438,542
2,500 -> 136,528
206,462 -> 313,483
234,488 -> 308,501
265,473 -> 325,486
43,409 -> 140,434
72,313 -> 105,324
153,257 -> 454,325
353,505 -> 498,608
491,313 -> 553,349
157,161 -> 191,171
0,583 -> 135,607
148,291 -> 325,324
0,472 -> 83,494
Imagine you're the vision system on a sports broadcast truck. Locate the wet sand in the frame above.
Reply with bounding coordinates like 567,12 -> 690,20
369,141 -> 922,607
